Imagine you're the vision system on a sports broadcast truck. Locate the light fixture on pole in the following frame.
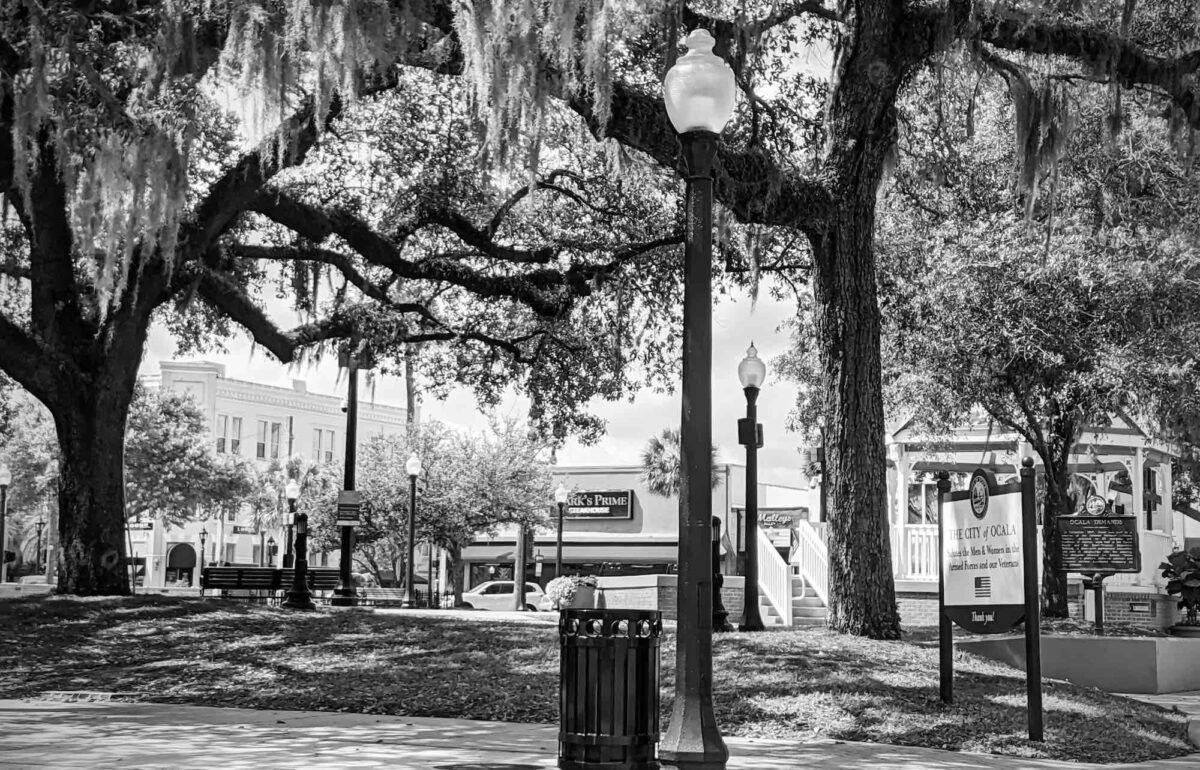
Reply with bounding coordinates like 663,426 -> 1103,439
660,27 -> 735,770
267,536 -> 277,567
403,451 -> 422,608
282,480 -> 315,610
0,464 -> 10,584
554,483 -> 569,578
199,527 -> 208,568
737,343 -> 767,632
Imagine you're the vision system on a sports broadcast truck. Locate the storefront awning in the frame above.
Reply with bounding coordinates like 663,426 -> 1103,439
463,541 -> 678,564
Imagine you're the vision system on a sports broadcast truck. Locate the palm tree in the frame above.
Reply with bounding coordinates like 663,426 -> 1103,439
639,428 -> 720,498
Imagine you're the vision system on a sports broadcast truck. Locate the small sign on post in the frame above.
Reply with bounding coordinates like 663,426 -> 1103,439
336,490 -> 363,527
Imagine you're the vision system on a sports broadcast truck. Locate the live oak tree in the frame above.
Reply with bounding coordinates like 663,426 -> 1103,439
7,2 -> 1200,636
0,3 -> 685,594
0,385 -> 259,571
401,0 -> 1200,637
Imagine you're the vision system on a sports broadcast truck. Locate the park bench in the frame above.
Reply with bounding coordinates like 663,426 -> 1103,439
200,567 -> 341,603
360,587 -> 412,607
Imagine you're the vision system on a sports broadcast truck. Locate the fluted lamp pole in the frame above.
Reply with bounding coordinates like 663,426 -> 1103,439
282,481 -> 315,609
660,28 -> 735,770
554,483 -> 569,579
0,464 -> 10,584
738,343 -> 767,632
403,452 -> 422,608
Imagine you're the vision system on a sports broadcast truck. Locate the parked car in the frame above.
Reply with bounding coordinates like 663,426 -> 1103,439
460,580 -> 546,612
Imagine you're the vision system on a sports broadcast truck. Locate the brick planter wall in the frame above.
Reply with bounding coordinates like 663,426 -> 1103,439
594,575 -> 746,625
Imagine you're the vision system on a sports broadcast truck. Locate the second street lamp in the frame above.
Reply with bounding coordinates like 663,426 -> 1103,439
660,28 -> 735,770
283,480 -> 315,610
554,483 -> 569,578
738,343 -> 767,632
35,518 -> 45,575
0,464 -> 10,584
403,452 -> 422,608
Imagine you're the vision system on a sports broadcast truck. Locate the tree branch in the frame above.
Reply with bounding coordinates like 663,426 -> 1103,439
249,191 -> 574,317
971,8 -> 1200,127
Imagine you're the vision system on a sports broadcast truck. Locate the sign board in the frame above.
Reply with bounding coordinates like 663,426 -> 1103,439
232,525 -> 257,535
128,521 -> 154,531
942,469 -> 1025,634
565,490 -> 633,519
336,490 -> 363,526
759,510 -> 808,529
1056,515 -> 1140,573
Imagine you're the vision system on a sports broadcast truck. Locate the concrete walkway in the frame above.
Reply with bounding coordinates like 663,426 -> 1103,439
1,699 -> 1197,770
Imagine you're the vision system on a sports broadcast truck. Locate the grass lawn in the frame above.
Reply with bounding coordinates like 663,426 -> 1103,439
0,595 -> 1191,764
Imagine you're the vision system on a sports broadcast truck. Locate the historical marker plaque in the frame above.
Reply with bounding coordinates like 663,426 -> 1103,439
1056,515 -> 1140,573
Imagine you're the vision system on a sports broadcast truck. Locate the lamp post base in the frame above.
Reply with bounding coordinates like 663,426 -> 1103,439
282,591 -> 316,611
330,588 -> 358,607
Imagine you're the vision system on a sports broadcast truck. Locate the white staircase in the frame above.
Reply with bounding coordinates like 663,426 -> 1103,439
753,525 -> 829,627
756,575 -> 827,627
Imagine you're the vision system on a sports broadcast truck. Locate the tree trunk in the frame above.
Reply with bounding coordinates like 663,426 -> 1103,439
811,198 -> 902,639
51,384 -> 136,596
1038,434 -> 1075,618
809,7 -> 910,639
447,543 -> 464,606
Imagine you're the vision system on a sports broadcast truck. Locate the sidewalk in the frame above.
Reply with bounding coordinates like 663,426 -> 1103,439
1,699 -> 1197,770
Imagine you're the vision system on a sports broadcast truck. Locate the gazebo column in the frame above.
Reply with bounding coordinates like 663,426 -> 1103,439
1162,460 -> 1174,543
891,446 -> 908,579
1132,448 -> 1145,528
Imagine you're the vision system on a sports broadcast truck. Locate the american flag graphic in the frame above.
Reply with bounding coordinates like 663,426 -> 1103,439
974,576 -> 991,598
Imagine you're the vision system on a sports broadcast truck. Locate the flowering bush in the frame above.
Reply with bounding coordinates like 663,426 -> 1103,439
545,575 -> 598,608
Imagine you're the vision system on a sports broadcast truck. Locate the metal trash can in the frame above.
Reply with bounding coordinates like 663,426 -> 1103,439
559,609 -> 662,770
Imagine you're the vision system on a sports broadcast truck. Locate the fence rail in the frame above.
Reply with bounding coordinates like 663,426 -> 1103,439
757,526 -> 793,626
794,520 -> 829,607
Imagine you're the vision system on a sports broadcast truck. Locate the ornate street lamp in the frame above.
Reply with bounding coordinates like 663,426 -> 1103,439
403,451 -> 422,608
554,483 -> 569,578
738,342 -> 767,632
332,346 -> 362,607
199,527 -> 208,567
35,518 -> 45,574
266,536 -> 277,567
283,480 -> 315,610
660,27 -> 735,770
0,464 -> 10,583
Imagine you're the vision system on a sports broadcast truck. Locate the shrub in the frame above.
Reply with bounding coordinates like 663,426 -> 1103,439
1159,547 -> 1200,626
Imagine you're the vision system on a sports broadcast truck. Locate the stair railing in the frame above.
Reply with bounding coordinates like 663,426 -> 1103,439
794,519 -> 829,607
757,526 -> 792,626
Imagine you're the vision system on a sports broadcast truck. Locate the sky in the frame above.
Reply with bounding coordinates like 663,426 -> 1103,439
140,290 -> 811,489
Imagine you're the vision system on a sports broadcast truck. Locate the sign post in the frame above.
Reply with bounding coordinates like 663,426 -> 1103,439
938,462 -> 1043,741
936,471 -> 953,704
1020,458 -> 1043,742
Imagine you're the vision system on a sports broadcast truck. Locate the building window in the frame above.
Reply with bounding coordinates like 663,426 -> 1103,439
313,429 -> 336,464
270,422 -> 281,460
257,420 -> 267,459
230,417 -> 242,455
907,482 -> 938,525
216,415 -> 228,453
223,543 -> 236,565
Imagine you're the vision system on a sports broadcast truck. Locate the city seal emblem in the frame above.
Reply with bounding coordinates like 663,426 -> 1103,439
970,473 -> 989,520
